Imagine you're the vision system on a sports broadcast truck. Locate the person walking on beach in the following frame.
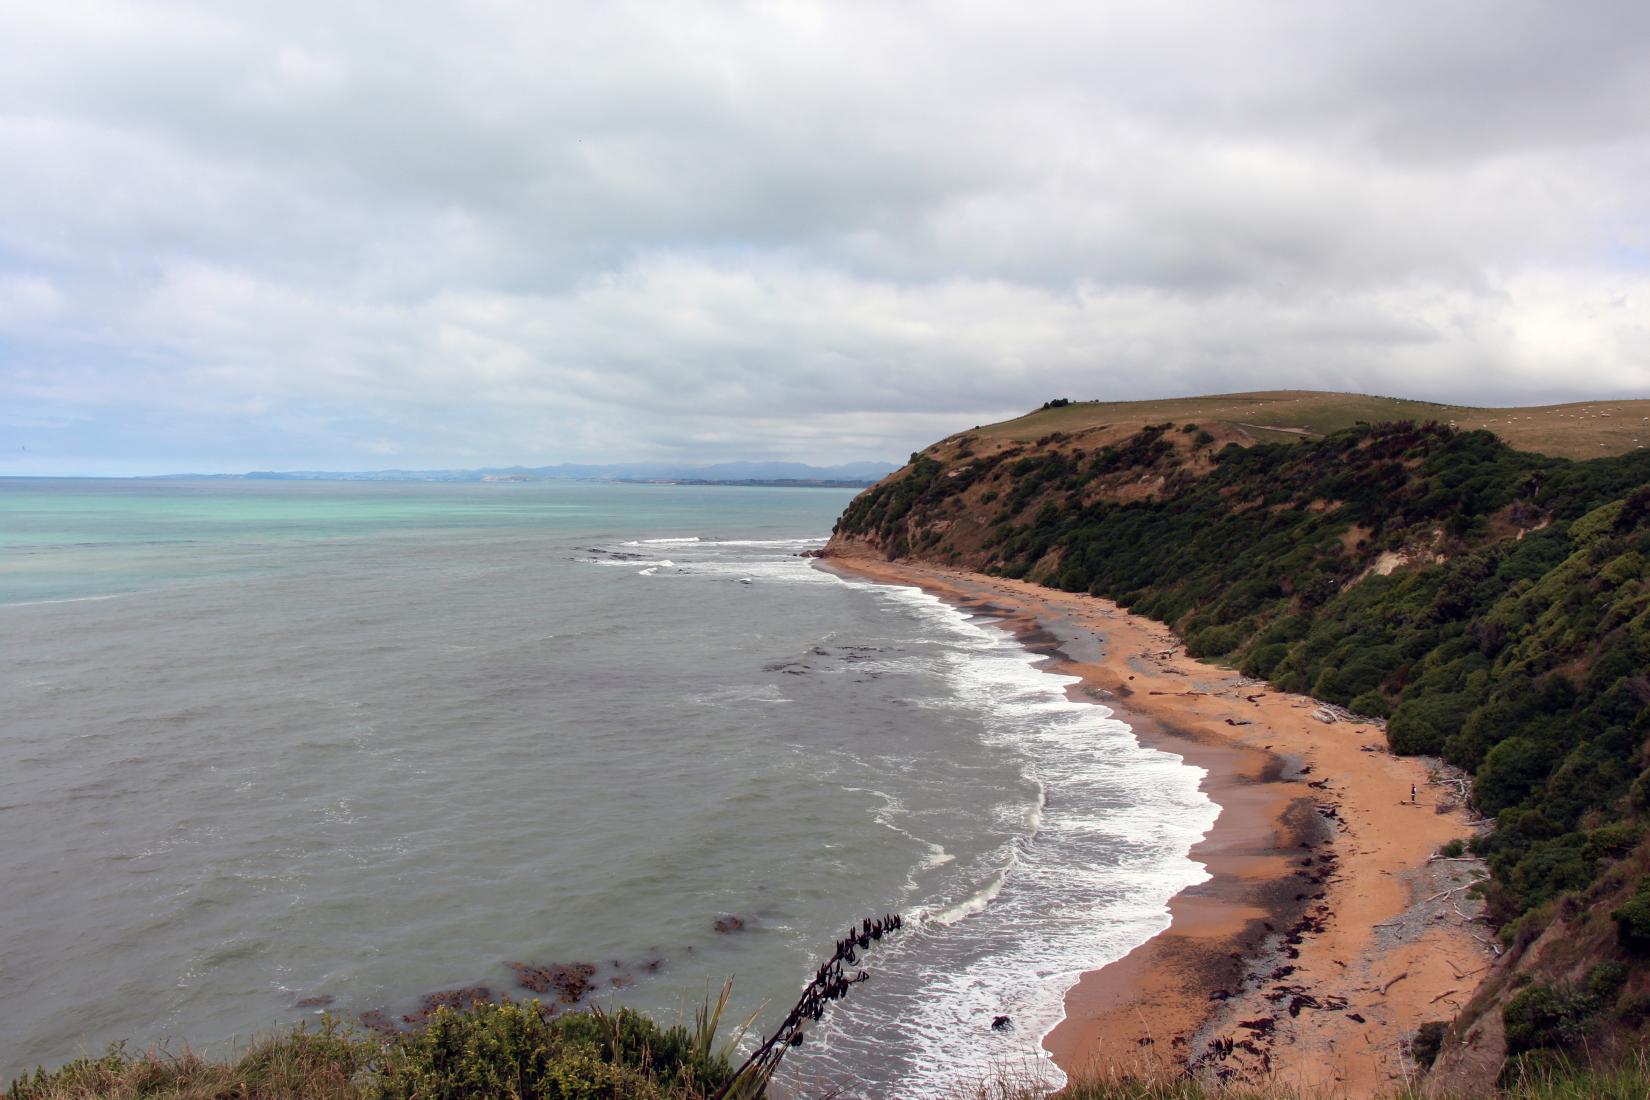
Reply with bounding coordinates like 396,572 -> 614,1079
1410,783 -> 1417,804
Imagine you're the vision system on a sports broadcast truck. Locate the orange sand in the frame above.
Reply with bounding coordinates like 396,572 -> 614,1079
821,548 -> 1492,1098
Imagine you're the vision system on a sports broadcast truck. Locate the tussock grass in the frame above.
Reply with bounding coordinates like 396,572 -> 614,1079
5,1023 -> 369,1100
950,1051 -> 1650,1100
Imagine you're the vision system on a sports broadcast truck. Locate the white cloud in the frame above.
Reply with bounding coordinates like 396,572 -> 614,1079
0,0 -> 1647,473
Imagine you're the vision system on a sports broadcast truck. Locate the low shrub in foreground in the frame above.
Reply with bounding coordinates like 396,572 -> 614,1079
5,1005 -> 735,1100
375,1000 -> 735,1099
4,1022 -> 369,1100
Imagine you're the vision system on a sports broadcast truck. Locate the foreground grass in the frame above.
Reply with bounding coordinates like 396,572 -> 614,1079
4,1026 -> 368,1100
950,1051 -> 1650,1100
5,1001 -> 738,1100
11,1021 -> 1649,1100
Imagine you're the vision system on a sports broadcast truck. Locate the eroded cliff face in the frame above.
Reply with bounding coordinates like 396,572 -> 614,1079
1425,840 -> 1650,1095
827,418 -> 1245,567
829,418 -> 1650,1090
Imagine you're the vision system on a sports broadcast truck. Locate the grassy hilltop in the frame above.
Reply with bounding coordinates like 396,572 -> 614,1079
977,391 -> 1650,459
832,392 -> 1650,1094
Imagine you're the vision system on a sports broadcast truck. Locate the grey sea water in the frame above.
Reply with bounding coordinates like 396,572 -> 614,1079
0,478 -> 1216,1095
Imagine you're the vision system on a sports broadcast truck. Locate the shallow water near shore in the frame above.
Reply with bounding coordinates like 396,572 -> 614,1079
1,478 -> 1214,1095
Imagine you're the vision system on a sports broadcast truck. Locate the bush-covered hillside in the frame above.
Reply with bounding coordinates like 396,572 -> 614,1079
834,419 -> 1650,949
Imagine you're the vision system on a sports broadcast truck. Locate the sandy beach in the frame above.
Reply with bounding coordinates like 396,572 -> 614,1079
822,546 -> 1493,1098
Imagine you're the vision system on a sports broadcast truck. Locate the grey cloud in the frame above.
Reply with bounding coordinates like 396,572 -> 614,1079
0,1 -> 1646,474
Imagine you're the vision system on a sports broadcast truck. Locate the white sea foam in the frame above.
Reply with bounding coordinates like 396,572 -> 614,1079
923,864 -> 1012,926
709,538 -> 820,546
3,592 -> 132,609
814,574 -> 1220,1096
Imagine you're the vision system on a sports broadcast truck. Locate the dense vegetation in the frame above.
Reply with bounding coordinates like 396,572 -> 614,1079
5,1003 -> 740,1100
835,422 -> 1650,938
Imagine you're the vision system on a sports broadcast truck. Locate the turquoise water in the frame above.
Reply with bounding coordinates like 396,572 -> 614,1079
0,479 -> 839,605
0,478 -> 1214,1095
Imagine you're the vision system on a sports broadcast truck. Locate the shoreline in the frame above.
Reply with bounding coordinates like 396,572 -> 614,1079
820,547 -> 1492,1098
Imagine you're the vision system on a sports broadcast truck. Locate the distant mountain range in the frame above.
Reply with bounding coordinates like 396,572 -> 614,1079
214,459 -> 897,486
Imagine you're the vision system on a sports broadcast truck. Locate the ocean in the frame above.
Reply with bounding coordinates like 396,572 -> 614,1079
0,478 -> 1216,1095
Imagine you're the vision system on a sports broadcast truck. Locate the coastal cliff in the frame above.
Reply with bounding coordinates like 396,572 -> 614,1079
825,399 -> 1650,1091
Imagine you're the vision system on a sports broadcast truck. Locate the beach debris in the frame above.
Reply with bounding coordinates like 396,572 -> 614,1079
1238,1017 -> 1276,1034
1312,707 -> 1338,724
712,914 -> 902,1100
1378,972 -> 1410,995
509,962 -> 598,1003
991,1015 -> 1013,1031
713,915 -> 746,934
1225,717 -> 1253,725
1346,1012 -> 1366,1023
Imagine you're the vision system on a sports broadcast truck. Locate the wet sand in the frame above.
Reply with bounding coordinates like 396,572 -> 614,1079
821,547 -> 1492,1098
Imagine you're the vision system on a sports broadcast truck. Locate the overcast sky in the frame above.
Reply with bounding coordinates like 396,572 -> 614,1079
3,1 -> 1648,474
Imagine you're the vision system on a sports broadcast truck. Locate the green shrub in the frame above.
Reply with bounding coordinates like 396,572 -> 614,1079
1612,877 -> 1650,954
1240,643 -> 1290,680
1186,624 -> 1243,658
1349,689 -> 1391,719
1410,1020 -> 1447,1068
1502,982 -> 1600,1053
1440,838 -> 1466,858
1586,961 -> 1630,1001
374,1001 -> 732,1100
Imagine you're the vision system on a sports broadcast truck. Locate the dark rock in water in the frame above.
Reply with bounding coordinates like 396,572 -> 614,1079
991,1015 -> 1012,1031
295,994 -> 334,1008
641,957 -> 665,973
403,986 -> 495,1026
358,1009 -> 402,1034
509,962 -> 597,1003
713,915 -> 746,934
